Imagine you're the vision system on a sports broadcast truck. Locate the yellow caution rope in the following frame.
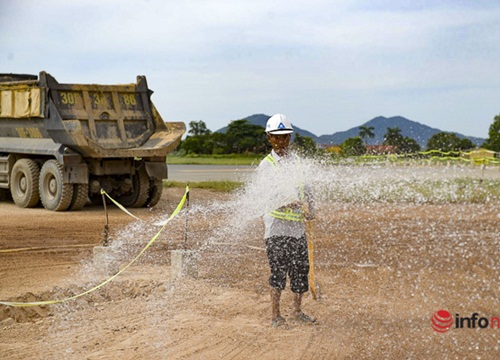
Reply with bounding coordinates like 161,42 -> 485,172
0,185 -> 189,307
100,188 -> 144,221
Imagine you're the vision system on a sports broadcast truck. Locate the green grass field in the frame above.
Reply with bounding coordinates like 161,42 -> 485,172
168,154 -> 261,165
164,180 -> 244,192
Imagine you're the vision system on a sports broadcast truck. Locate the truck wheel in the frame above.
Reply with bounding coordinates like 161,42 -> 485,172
146,179 -> 163,207
69,184 -> 89,210
117,166 -> 149,208
10,159 -> 40,208
39,160 -> 74,211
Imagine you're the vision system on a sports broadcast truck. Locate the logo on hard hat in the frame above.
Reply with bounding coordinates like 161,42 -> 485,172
266,114 -> 294,134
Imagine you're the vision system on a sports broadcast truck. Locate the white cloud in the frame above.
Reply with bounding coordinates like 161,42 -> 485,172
1,0 -> 499,137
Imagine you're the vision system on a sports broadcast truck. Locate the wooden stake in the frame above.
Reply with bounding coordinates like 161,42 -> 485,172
307,220 -> 318,300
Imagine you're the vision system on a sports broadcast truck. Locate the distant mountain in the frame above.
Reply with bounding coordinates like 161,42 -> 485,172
318,116 -> 484,147
216,114 -> 485,147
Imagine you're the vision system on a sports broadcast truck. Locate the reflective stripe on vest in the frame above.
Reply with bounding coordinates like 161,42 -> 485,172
265,154 -> 305,222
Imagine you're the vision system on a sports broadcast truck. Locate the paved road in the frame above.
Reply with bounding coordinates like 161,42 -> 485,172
167,164 -> 255,182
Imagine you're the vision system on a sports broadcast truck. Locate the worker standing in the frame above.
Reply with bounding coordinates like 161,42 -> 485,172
258,113 -> 316,329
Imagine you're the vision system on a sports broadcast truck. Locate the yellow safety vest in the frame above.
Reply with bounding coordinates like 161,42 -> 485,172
265,154 -> 305,222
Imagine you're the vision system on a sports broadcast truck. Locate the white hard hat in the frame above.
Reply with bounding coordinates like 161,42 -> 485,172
265,113 -> 294,135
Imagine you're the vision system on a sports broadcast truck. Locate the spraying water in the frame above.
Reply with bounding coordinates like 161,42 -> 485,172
194,154 -> 499,250
17,155 -> 498,358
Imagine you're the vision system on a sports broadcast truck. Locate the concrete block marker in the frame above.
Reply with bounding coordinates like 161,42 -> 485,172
171,250 -> 199,278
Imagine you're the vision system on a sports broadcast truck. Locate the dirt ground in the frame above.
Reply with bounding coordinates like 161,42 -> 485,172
0,187 -> 499,359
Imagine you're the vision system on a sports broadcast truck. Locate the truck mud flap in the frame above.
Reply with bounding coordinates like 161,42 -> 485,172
63,164 -> 88,184
145,161 -> 167,180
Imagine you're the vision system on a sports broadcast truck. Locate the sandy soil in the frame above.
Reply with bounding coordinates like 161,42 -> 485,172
0,187 -> 499,359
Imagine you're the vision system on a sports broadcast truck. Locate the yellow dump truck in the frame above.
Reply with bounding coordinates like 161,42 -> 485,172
0,71 -> 185,211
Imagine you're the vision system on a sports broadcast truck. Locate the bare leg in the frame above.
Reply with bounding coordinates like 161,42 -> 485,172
291,292 -> 316,323
291,292 -> 302,317
271,287 -> 281,319
270,287 -> 288,328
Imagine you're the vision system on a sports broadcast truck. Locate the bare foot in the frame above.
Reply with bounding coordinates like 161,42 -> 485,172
291,312 -> 317,324
271,316 -> 289,329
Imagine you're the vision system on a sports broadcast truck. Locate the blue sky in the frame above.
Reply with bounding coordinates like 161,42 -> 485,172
1,0 -> 499,138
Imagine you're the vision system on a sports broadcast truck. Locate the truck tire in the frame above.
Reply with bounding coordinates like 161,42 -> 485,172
146,179 -> 163,207
69,184 -> 89,210
117,166 -> 149,208
39,160 -> 74,211
10,159 -> 40,208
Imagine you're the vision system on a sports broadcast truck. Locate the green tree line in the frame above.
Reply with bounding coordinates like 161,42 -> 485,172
341,113 -> 500,156
179,119 -> 317,156
178,114 -> 500,157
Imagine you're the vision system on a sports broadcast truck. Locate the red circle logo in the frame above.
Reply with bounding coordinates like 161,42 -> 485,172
431,310 -> 453,333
